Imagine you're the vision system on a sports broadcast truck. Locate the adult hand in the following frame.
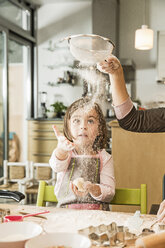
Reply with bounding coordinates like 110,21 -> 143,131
97,55 -> 121,74
157,200 -> 165,223
52,125 -> 74,151
98,55 -> 128,106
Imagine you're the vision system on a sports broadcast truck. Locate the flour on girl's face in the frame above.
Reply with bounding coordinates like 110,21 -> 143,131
70,65 -> 108,154
69,105 -> 99,153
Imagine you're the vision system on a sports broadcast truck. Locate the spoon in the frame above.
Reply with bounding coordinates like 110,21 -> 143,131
150,219 -> 159,229
3,210 -> 50,222
18,211 -> 47,219
141,219 -> 158,233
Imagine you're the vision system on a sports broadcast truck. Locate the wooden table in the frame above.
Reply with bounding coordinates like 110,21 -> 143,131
0,204 -> 159,247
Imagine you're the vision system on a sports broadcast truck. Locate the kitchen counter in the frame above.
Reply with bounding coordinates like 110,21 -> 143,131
27,118 -> 64,121
27,117 -> 116,122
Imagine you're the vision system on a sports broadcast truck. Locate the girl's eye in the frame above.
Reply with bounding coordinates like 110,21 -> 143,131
88,119 -> 94,124
73,118 -> 80,124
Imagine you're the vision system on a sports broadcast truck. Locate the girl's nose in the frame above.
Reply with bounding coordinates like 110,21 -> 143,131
80,120 -> 87,129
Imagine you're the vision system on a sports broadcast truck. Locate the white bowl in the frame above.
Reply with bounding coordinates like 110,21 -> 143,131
25,232 -> 91,248
0,221 -> 42,248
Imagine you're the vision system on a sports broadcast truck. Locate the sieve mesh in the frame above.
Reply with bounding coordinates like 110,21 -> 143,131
68,34 -> 114,64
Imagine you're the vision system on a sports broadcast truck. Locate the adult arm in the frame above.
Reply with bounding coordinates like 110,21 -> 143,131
100,56 -> 165,133
115,98 -> 165,133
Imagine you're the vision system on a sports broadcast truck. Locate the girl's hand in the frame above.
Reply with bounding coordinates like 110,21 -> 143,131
157,200 -> 165,223
98,55 -> 121,74
52,125 -> 74,160
84,182 -> 101,197
53,125 -> 74,151
70,182 -> 88,197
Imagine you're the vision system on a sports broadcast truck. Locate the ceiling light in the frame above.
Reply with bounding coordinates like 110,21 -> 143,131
135,0 -> 154,50
135,25 -> 154,50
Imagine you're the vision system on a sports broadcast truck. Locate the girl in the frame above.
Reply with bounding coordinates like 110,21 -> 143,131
49,97 -> 115,210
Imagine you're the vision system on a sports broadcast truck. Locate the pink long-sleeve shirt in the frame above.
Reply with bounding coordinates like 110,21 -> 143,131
114,97 -> 133,119
49,149 -> 115,203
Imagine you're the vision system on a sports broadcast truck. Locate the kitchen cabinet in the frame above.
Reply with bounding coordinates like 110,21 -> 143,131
28,120 -> 63,163
109,120 -> 165,213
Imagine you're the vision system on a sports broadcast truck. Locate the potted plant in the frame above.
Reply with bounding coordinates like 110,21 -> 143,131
46,108 -> 54,118
50,101 -> 67,118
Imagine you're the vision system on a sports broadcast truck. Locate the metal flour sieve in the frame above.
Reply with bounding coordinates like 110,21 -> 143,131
62,34 -> 115,64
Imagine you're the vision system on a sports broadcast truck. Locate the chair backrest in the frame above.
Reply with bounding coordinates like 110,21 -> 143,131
110,184 -> 147,214
36,180 -> 57,206
2,160 -> 30,184
30,162 -> 55,181
37,181 -> 147,213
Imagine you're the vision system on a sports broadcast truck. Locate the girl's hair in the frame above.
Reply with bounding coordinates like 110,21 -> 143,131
63,97 -> 107,151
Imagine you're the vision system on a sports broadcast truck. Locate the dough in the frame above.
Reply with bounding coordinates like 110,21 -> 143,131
73,177 -> 85,192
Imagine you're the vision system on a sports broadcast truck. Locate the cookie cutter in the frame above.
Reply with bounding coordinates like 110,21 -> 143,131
79,222 -> 133,247
158,224 -> 165,231
79,222 -> 156,247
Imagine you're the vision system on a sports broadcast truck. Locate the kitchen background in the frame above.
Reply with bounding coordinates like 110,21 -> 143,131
0,0 -> 165,164
37,0 -> 165,114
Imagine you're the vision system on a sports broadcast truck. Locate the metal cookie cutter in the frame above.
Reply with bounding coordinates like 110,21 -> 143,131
79,222 -> 136,247
158,224 -> 165,231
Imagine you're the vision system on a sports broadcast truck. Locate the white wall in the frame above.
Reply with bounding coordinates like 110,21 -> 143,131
37,1 -> 92,114
119,0 -> 165,106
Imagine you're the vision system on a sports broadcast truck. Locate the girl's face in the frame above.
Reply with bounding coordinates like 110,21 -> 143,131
69,107 -> 99,148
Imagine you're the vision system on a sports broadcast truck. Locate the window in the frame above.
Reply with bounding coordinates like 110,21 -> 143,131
0,0 -> 31,31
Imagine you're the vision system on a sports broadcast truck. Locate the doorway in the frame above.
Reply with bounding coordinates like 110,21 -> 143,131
8,37 -> 32,162
0,29 -> 34,176
0,31 -> 5,170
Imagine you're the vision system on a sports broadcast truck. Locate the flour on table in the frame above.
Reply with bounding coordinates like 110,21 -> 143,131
44,209 -> 158,236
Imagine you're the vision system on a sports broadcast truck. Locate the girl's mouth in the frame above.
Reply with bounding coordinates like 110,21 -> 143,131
78,134 -> 88,137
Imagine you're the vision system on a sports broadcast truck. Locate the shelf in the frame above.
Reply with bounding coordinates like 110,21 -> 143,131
45,64 -> 75,70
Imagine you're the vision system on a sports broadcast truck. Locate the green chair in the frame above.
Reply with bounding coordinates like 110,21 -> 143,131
110,184 -> 147,214
37,181 -> 147,214
37,181 -> 58,207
